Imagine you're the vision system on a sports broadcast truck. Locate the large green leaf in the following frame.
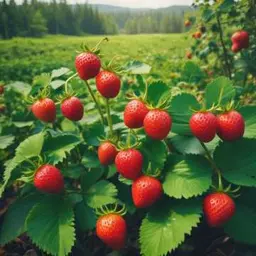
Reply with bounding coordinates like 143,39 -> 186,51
8,81 -> 31,95
82,149 -> 101,168
51,67 -> 70,79
146,81 -> 169,107
214,139 -> 256,187
81,168 -> 104,191
239,106 -> 256,139
82,122 -> 104,146
43,133 -> 81,164
0,133 -> 44,197
27,196 -> 75,256
139,199 -> 202,256
181,62 -> 205,83
125,60 -> 152,74
169,93 -> 200,135
205,77 -> 235,108
0,194 -> 41,245
85,180 -> 118,208
75,203 -> 96,231
163,155 -> 212,199
0,135 -> 15,149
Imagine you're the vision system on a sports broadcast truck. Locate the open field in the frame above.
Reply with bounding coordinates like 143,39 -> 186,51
0,34 -> 189,82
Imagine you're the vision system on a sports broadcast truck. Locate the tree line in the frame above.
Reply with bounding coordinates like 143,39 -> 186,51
0,0 -> 118,38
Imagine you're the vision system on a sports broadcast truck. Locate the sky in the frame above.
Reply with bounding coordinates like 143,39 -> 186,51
87,0 -> 193,8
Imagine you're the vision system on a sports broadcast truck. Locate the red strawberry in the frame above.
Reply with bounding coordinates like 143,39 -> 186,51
203,192 -> 235,227
132,176 -> 162,208
0,85 -> 4,95
124,100 -> 149,129
231,43 -> 241,53
75,52 -> 101,80
61,96 -> 84,121
34,164 -> 64,194
31,98 -> 56,123
98,142 -> 118,166
195,31 -> 202,39
217,110 -> 245,141
96,213 -> 127,250
96,71 -> 121,98
231,30 -> 249,49
189,112 -> 217,142
143,110 -> 172,140
186,52 -> 193,59
184,20 -> 191,27
115,149 -> 143,180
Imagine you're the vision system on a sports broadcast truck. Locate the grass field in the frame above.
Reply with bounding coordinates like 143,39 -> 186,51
0,34 -> 189,82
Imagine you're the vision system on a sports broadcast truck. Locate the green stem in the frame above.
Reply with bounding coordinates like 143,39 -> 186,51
143,81 -> 148,101
200,141 -> 223,190
84,80 -> 105,124
105,99 -> 113,136
216,13 -> 232,80
64,72 -> 78,94
126,129 -> 132,148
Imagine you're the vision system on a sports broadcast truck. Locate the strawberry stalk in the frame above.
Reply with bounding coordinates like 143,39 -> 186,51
64,73 -> 78,94
84,80 -> 105,124
105,99 -> 113,136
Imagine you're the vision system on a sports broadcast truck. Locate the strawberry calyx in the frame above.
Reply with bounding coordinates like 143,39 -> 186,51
117,129 -> 141,151
98,135 -> 119,147
95,203 -> 127,217
143,162 -> 162,178
102,56 -> 124,76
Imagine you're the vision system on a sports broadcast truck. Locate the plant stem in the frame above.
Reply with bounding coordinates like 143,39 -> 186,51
105,99 -> 113,136
84,80 -> 105,124
64,72 -> 78,94
216,13 -> 232,80
127,129 -> 132,148
200,141 -> 223,190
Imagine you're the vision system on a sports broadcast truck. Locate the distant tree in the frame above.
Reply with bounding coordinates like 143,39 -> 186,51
30,10 -> 47,37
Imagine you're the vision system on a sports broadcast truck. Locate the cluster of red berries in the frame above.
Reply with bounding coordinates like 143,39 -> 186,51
231,30 -> 249,53
0,84 -> 5,113
189,110 -> 245,143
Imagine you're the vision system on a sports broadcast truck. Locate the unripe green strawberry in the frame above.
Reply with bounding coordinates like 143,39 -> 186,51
96,213 -> 127,250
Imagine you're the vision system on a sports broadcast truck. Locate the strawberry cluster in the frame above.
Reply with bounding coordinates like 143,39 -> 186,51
231,30 -> 249,53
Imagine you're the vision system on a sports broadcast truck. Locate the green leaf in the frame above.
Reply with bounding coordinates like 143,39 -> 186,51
181,62 -> 205,83
146,81 -> 169,107
205,77 -> 235,108
7,81 -> 31,95
0,135 -> 15,149
75,203 -> 96,231
50,80 -> 65,90
0,194 -> 41,245
43,133 -> 81,164
62,164 -> 84,179
85,180 -> 118,208
214,139 -> 256,187
60,119 -> 78,132
125,60 -> 152,74
27,196 -> 75,256
81,168 -> 104,191
13,121 -> 34,128
82,150 -> 101,168
163,155 -> 212,199
83,122 -> 104,146
0,133 -> 44,197
239,106 -> 256,139
169,93 -> 200,135
51,67 -> 70,79
202,8 -> 214,22
139,199 -> 202,256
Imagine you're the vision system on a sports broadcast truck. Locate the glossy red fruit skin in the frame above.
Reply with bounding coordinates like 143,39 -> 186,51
189,112 -> 217,143
75,52 -> 101,80
34,165 -> 64,194
96,71 -> 121,98
0,85 -> 4,95
98,142 -> 118,166
217,110 -> 245,141
96,214 -> 127,250
132,176 -> 162,208
144,110 -> 172,140
61,96 -> 84,121
231,43 -> 241,53
231,30 -> 249,49
124,100 -> 149,129
203,192 -> 235,227
115,149 -> 143,180
31,98 -> 56,123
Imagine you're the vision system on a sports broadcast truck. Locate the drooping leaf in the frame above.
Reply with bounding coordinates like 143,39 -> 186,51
0,135 -> 15,149
146,81 -> 169,107
0,194 -> 41,245
7,81 -> 31,95
205,77 -> 235,108
169,93 -> 200,135
239,106 -> 256,139
50,80 -> 65,90
51,67 -> 70,79
214,139 -> 256,187
75,203 -> 96,231
27,196 -> 75,256
163,155 -> 212,199
125,60 -> 152,74
43,133 -> 81,164
85,180 -> 118,208
13,121 -> 34,128
139,199 -> 202,256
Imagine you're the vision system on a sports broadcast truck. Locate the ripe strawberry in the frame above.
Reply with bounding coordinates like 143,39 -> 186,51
115,149 -> 143,180
132,176 -> 162,208
189,112 -> 217,143
96,213 -> 127,250
96,71 -> 121,98
75,52 -> 101,80
143,110 -> 172,140
98,142 -> 118,166
124,99 -> 149,129
0,85 -> 4,95
31,98 -> 56,123
34,164 -> 64,194
203,192 -> 235,227
231,43 -> 241,53
186,52 -> 192,59
231,30 -> 249,49
184,20 -> 191,27
61,96 -> 84,121
195,31 -> 202,39
217,110 -> 245,141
